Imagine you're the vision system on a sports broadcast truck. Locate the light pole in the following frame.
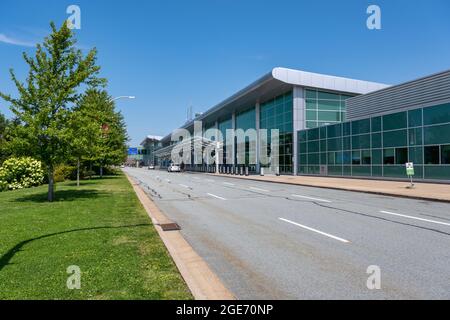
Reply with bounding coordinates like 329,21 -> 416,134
109,96 -> 135,103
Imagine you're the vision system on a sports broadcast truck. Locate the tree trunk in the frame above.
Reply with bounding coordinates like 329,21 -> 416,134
100,166 -> 103,178
77,158 -> 80,187
48,169 -> 54,202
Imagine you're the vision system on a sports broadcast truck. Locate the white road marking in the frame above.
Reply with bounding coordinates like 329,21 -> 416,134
223,182 -> 235,186
207,193 -> 226,200
205,179 -> 215,183
179,184 -> 190,188
193,177 -> 200,180
380,210 -> 450,227
279,218 -> 350,243
291,194 -> 331,203
250,187 -> 269,192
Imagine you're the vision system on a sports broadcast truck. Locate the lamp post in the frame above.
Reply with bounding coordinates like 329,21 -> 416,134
109,96 -> 135,103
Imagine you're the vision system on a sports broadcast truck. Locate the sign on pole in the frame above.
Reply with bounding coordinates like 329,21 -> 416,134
405,162 -> 415,188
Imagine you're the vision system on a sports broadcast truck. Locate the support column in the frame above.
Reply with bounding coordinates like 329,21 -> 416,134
231,112 -> 236,167
255,101 -> 261,173
292,86 -> 306,176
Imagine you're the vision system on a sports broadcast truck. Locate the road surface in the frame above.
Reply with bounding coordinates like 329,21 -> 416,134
124,167 -> 450,299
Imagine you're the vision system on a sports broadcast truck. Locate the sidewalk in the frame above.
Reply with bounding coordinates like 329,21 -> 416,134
210,173 -> 450,203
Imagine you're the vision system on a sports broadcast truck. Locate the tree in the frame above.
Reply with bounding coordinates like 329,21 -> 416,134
72,89 -> 127,179
0,22 -> 105,201
0,112 -> 8,163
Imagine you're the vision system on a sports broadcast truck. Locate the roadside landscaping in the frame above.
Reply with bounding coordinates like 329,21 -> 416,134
0,173 -> 192,300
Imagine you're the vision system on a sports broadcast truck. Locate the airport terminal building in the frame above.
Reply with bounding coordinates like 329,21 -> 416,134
151,67 -> 450,181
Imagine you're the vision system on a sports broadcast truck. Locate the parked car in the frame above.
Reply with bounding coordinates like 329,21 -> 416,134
148,165 -> 155,170
167,164 -> 181,172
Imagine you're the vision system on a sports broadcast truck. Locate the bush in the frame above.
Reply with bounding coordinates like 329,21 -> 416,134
54,164 -> 76,182
0,157 -> 45,191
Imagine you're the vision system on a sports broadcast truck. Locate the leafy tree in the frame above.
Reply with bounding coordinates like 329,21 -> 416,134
0,22 -> 105,201
71,89 -> 127,179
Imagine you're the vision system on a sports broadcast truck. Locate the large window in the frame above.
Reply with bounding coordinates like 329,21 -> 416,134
260,91 -> 293,173
442,145 -> 450,164
297,102 -> 450,180
305,89 -> 352,129
425,146 -> 440,164
235,107 -> 256,167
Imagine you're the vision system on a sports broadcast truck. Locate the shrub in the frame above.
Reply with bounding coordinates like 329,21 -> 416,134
54,164 -> 76,182
0,157 -> 45,191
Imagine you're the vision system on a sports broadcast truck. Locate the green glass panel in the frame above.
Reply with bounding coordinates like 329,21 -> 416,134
362,150 -> 371,165
383,130 -> 407,148
318,100 -> 341,111
298,130 -> 307,142
352,150 -> 361,165
383,166 -> 405,178
343,166 -> 351,176
352,119 -> 371,135
305,89 -> 317,99
372,166 -> 382,176
306,121 -> 317,129
383,112 -> 407,131
320,139 -> 326,153
328,166 -> 342,176
424,123 -> 450,145
319,126 -> 327,139
372,133 -> 382,148
305,100 -> 317,110
299,154 -> 307,164
424,166 -> 450,180
371,117 -> 382,132
395,148 -> 408,165
352,166 -> 371,176
308,153 -> 320,165
328,152 -> 335,165
320,153 -> 327,165
423,103 -> 450,125
326,124 -> 341,138
383,148 -> 395,165
372,149 -> 382,165
318,91 -> 340,100
424,146 -> 440,164
306,110 -> 317,121
343,136 -> 351,150
409,146 -> 423,164
307,128 -> 320,141
442,145 -> 450,164
408,127 -> 422,146
352,134 -> 371,150
327,138 -> 342,151
343,151 -> 351,164
343,122 -> 351,136
408,109 -> 422,127
308,141 -> 320,153
318,111 -> 341,122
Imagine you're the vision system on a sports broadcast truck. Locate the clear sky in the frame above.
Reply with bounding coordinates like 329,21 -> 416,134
1,0 -> 449,146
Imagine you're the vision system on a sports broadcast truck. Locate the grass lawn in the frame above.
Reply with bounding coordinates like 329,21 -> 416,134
0,173 -> 193,300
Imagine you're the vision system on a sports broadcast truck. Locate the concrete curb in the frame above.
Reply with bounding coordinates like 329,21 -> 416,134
203,173 -> 450,204
125,173 -> 235,300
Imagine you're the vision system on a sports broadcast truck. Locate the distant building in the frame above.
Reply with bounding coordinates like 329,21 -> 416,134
140,135 -> 163,165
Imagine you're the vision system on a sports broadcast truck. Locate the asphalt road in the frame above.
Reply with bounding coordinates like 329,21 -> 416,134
124,167 -> 450,299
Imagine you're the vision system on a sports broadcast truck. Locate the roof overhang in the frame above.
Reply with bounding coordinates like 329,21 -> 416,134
160,67 -> 389,143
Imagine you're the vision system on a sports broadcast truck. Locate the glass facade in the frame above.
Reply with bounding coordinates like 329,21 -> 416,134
298,102 -> 450,180
305,89 -> 354,129
218,117 -> 232,166
235,107 -> 256,170
260,91 -> 293,174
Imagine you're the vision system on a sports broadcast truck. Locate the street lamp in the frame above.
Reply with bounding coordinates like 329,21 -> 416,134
110,96 -> 135,102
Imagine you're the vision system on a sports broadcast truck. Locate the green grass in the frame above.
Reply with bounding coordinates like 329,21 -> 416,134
0,174 -> 193,300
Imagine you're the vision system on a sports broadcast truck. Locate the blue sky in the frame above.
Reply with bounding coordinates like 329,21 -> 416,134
1,0 -> 449,146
